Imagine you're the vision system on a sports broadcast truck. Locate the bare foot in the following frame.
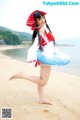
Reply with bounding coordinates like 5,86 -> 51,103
38,99 -> 53,105
9,72 -> 23,81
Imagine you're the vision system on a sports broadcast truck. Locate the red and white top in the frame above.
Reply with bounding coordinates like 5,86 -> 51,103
27,25 -> 55,67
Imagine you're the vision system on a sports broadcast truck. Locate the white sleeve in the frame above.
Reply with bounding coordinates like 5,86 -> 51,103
27,36 -> 39,67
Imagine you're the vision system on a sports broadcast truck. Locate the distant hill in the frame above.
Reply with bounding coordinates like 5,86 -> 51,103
0,26 -> 32,41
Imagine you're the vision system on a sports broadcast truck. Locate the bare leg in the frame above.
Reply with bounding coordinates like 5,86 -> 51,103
10,72 -> 46,86
9,64 -> 52,104
37,64 -> 52,105
37,85 -> 52,105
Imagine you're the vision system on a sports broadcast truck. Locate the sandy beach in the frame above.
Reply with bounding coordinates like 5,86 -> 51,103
0,45 -> 80,120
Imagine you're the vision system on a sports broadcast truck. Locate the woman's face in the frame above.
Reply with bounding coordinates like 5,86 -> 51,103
36,16 -> 45,26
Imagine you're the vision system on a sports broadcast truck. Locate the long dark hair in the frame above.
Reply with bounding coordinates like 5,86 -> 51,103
32,12 -> 55,50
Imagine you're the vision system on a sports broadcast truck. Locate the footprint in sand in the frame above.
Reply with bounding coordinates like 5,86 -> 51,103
43,110 -> 49,112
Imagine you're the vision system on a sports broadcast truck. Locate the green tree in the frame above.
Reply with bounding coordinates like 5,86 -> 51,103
0,31 -> 21,45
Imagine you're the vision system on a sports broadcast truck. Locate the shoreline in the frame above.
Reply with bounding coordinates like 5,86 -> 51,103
0,45 -> 80,120
0,45 -> 27,51
0,45 -> 80,78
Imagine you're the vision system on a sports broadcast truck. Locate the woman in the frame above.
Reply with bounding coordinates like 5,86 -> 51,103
10,10 -> 70,105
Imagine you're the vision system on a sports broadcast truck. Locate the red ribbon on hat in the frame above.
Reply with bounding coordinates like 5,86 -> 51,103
26,10 -> 47,30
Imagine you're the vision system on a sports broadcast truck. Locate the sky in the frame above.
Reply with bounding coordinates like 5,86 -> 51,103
0,0 -> 80,39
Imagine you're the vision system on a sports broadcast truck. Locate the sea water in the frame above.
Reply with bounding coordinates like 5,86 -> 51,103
1,38 -> 80,77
